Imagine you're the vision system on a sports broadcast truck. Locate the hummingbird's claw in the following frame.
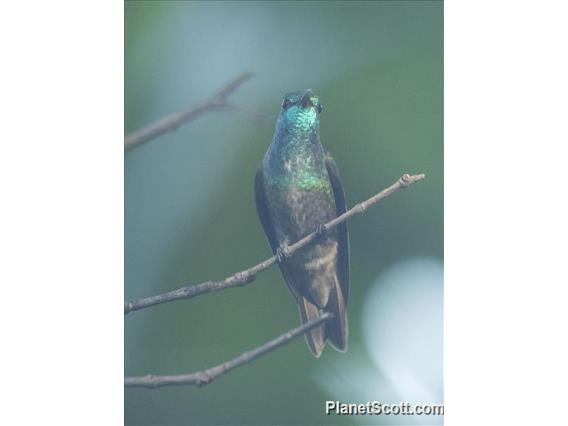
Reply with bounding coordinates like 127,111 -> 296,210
276,243 -> 291,263
316,224 -> 328,237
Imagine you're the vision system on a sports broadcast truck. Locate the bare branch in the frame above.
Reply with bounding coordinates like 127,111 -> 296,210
125,72 -> 255,151
125,312 -> 333,388
124,173 -> 426,315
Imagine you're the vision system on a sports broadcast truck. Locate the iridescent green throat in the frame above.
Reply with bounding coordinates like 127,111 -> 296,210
263,119 -> 329,191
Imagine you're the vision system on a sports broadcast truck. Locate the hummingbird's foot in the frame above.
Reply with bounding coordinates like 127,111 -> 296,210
315,224 -> 328,238
276,243 -> 291,263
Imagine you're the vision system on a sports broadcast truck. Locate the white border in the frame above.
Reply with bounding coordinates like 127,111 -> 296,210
1,1 -> 568,424
0,2 -> 123,424
446,0 -> 568,424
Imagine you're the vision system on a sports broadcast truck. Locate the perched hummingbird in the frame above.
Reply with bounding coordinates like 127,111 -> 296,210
255,89 -> 349,357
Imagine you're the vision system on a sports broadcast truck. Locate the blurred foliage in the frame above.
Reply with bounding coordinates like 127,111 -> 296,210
125,1 -> 442,425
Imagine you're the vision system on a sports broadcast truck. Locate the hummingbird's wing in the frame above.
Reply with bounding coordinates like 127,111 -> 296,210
324,152 -> 350,352
255,166 -> 326,357
254,167 -> 280,254
254,166 -> 299,298
324,153 -> 350,303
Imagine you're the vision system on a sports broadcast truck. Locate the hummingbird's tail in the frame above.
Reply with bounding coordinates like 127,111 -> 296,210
298,297 -> 326,357
326,278 -> 348,353
298,279 -> 348,357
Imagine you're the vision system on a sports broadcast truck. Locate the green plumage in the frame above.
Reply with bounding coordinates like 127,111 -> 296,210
255,89 -> 349,357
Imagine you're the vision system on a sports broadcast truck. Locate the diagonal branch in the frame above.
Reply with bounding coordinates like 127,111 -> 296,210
125,72 -> 258,151
124,173 -> 426,315
125,312 -> 333,388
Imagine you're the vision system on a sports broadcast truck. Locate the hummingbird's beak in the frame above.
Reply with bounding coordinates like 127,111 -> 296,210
300,89 -> 314,108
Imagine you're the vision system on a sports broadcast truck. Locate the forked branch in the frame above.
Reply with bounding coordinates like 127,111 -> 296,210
124,72 -> 261,151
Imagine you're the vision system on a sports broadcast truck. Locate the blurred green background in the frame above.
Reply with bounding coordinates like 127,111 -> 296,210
125,1 -> 442,425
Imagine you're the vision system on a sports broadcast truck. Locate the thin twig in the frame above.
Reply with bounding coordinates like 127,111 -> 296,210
125,72 -> 255,151
223,103 -> 268,121
124,173 -> 426,315
125,312 -> 333,388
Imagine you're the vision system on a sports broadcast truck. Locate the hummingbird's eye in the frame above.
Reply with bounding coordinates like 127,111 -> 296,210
281,99 -> 291,109
317,104 -> 323,114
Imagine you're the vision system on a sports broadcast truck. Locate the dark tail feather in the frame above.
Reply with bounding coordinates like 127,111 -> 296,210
298,279 -> 348,357
326,279 -> 348,352
298,297 -> 326,358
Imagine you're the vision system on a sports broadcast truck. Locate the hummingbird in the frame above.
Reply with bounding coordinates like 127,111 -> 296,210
255,89 -> 349,357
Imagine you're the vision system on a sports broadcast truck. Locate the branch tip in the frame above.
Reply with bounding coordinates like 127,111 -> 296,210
400,173 -> 426,187
214,72 -> 254,101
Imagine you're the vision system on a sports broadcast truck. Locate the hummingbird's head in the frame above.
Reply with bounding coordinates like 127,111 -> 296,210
277,89 -> 323,134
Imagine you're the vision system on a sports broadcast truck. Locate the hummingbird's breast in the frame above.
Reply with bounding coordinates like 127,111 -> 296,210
261,148 -> 336,244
